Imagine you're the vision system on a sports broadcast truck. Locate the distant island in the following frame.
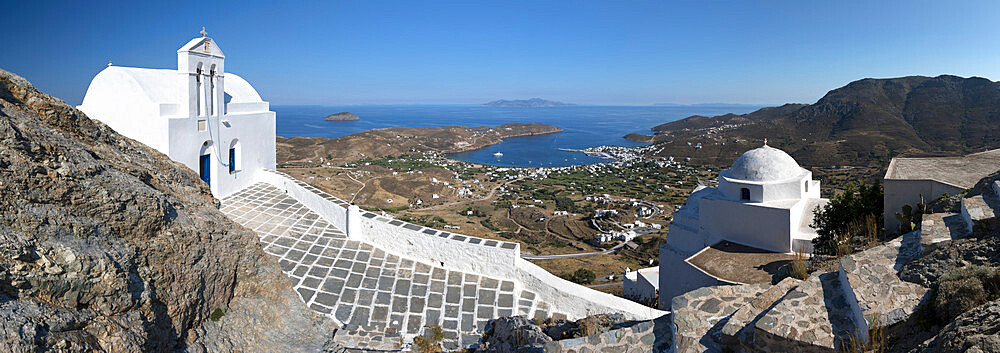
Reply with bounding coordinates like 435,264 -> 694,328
483,98 -> 576,107
324,112 -> 360,121
277,122 -> 562,166
652,103 -> 762,108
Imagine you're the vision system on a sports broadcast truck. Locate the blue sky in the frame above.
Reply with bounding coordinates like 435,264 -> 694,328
3,0 -> 999,106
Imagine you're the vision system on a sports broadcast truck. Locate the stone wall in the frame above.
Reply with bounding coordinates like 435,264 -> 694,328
542,315 -> 673,353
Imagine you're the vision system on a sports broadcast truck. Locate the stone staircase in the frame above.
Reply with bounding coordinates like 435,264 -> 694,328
670,232 -> 932,352
221,183 -> 555,350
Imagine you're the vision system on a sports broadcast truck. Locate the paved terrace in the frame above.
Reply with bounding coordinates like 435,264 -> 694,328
222,183 -> 554,350
686,241 -> 794,285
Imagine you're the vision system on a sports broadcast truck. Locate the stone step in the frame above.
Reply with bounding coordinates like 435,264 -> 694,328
920,212 -> 970,247
719,277 -> 801,350
670,283 -> 771,353
751,272 -> 860,352
838,236 -> 929,327
332,325 -> 404,351
961,191 -> 1000,232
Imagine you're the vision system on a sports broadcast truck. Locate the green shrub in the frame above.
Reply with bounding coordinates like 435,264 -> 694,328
811,181 -> 883,255
564,269 -> 595,284
209,308 -> 225,322
932,266 -> 1000,322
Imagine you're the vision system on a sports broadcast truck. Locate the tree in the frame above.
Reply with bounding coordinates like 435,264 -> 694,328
811,180 -> 884,256
569,269 -> 595,284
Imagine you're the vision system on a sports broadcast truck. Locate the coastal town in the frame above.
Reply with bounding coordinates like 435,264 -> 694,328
279,142 -> 719,292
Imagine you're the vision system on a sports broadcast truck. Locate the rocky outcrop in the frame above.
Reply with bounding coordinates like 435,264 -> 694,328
920,298 -> 1000,353
324,112 -> 359,121
0,69 -> 335,351
476,316 -> 552,353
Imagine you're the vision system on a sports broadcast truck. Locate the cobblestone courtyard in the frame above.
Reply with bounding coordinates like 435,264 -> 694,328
221,183 -> 553,350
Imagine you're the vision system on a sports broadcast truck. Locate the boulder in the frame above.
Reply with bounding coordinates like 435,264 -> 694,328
0,68 -> 335,351
922,299 -> 1000,353
475,316 -> 551,353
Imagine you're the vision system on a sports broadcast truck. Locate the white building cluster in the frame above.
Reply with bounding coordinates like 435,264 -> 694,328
595,230 -> 637,243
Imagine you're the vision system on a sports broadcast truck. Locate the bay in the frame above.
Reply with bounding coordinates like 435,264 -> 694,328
273,104 -> 762,167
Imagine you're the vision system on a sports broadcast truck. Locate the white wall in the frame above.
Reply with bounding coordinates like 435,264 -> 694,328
700,198 -> 792,253
658,244 -> 735,309
883,179 -> 963,233
719,172 -> 811,203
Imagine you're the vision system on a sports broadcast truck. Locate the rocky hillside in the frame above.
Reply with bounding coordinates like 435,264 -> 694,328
0,69 -> 336,351
633,75 -> 1000,169
277,122 -> 562,166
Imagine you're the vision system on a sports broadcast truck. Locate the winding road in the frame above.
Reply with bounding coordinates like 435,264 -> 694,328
521,241 -> 629,260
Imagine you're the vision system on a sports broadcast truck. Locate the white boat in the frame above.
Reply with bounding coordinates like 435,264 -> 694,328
493,152 -> 503,157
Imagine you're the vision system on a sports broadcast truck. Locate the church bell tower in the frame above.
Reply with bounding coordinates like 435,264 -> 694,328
177,27 -> 226,119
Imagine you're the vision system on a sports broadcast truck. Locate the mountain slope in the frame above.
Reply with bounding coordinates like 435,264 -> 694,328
635,75 -> 1000,168
0,69 -> 335,351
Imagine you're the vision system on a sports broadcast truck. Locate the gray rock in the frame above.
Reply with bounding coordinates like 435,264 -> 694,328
0,69 -> 336,351
922,298 -> 1000,353
476,316 -> 552,353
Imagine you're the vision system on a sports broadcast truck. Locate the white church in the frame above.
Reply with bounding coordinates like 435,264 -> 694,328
658,144 -> 828,307
78,31 -> 275,199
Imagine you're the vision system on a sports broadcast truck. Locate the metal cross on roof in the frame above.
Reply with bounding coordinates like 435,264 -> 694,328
200,27 -> 207,37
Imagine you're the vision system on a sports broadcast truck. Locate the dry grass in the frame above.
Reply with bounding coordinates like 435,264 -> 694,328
413,326 -> 445,353
835,214 -> 881,258
579,310 -> 600,336
841,316 -> 886,353
790,250 -> 809,280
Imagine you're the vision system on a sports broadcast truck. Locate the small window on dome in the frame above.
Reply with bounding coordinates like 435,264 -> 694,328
740,188 -> 751,201
804,180 -> 809,193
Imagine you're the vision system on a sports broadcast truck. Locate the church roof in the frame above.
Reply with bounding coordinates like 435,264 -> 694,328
725,144 -> 804,182
178,37 -> 224,57
884,148 -> 1000,188
80,66 -> 263,111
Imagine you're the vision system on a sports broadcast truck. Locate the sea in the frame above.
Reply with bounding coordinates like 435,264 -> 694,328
273,105 -> 763,168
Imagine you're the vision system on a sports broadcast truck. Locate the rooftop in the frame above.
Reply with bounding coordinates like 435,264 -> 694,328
686,241 -> 794,284
725,144 -> 805,182
884,148 -> 1000,188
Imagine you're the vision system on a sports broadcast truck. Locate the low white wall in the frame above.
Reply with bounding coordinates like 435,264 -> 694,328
256,171 -> 666,321
358,214 -> 519,276
658,244 -> 734,309
960,198 -> 974,234
513,259 -> 665,320
838,263 -> 869,343
256,170 -> 348,230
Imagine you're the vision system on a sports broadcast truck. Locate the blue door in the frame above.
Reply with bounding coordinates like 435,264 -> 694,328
199,154 -> 211,186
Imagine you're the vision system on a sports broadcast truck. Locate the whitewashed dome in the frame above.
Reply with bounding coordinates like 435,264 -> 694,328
726,144 -> 802,181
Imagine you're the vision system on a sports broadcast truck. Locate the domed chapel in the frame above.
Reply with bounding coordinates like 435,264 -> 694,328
658,143 -> 828,307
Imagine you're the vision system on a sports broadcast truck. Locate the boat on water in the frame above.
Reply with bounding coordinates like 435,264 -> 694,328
493,152 -> 503,157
